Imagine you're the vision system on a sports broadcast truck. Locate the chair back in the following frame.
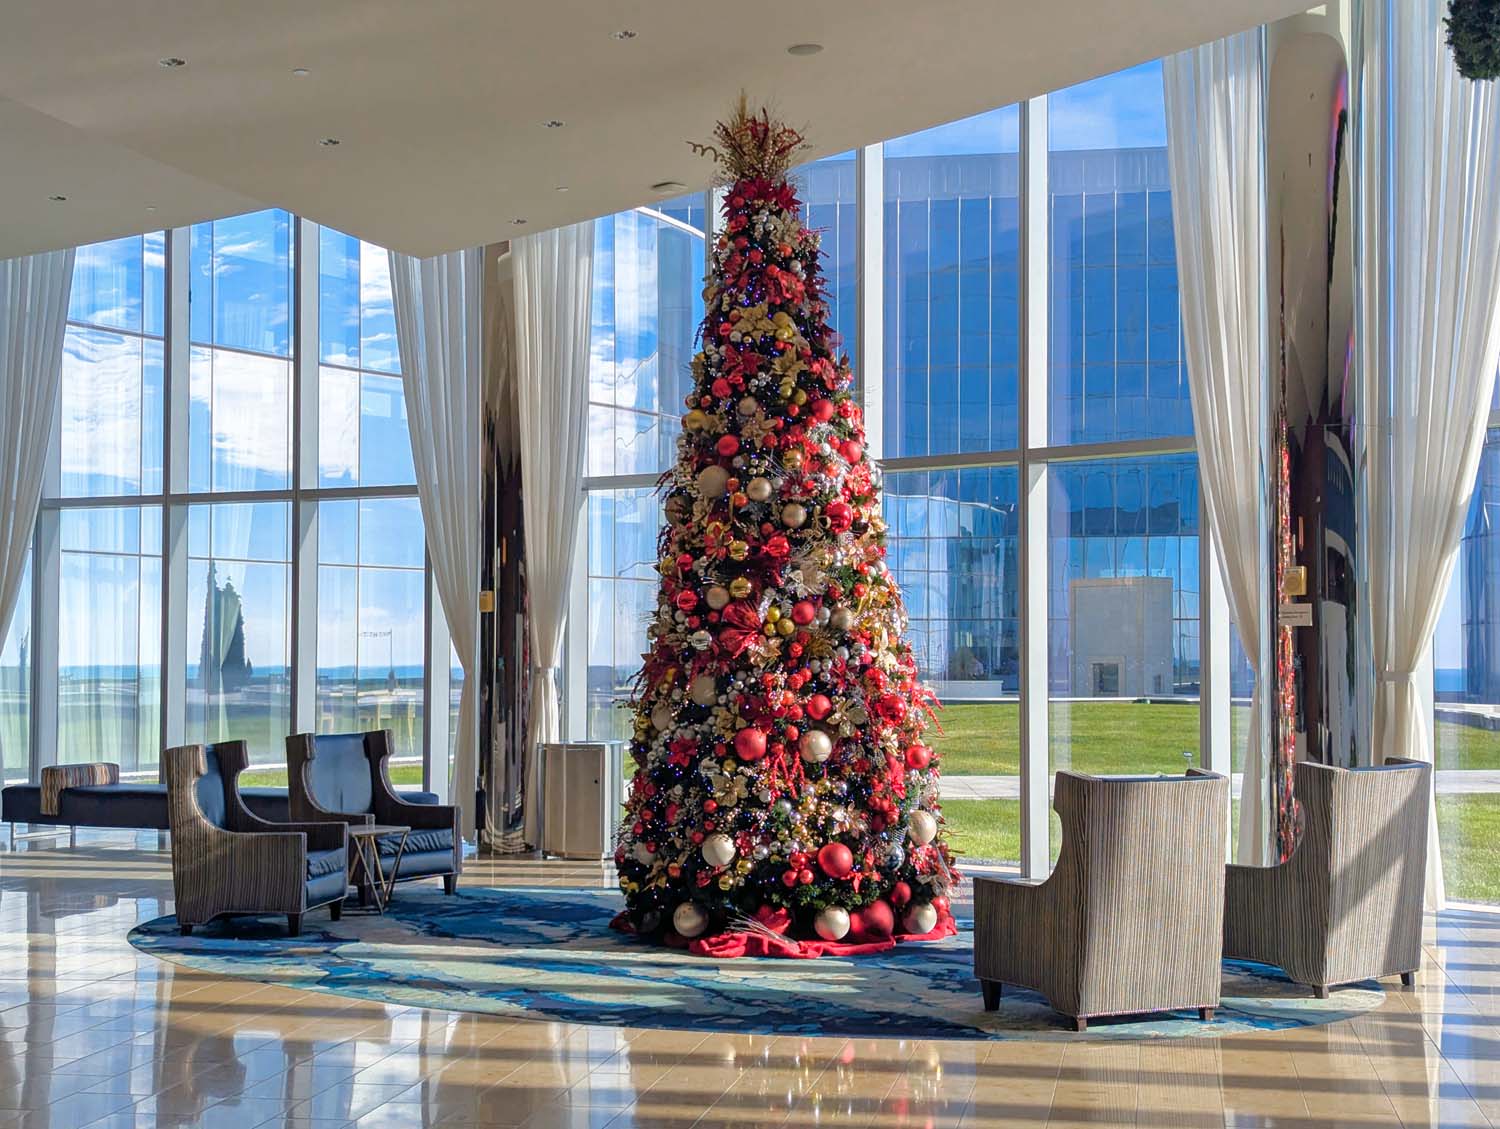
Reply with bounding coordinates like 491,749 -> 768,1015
288,731 -> 374,819
1292,758 -> 1429,984
1055,771 -> 1229,1010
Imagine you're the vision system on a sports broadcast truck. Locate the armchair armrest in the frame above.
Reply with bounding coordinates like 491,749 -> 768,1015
376,795 -> 458,831
231,805 -> 349,852
41,761 -> 119,816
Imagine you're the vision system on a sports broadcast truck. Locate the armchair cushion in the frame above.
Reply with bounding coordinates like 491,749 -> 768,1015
305,848 -> 346,879
304,732 -> 374,815
379,828 -> 453,856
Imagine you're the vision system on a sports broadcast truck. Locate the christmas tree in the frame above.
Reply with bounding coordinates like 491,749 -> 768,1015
614,100 -> 957,953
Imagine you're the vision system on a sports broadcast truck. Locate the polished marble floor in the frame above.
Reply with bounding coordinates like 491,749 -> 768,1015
1,832 -> 1497,1128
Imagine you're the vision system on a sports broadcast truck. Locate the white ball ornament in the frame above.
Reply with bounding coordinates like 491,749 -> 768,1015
746,476 -> 773,502
696,465 -> 729,498
903,903 -> 938,935
650,705 -> 673,732
814,906 -> 851,941
799,729 -> 834,764
633,843 -> 657,866
705,585 -> 731,610
672,902 -> 708,938
829,607 -> 854,632
908,809 -> 938,846
781,502 -> 808,529
689,675 -> 719,707
701,833 -> 736,868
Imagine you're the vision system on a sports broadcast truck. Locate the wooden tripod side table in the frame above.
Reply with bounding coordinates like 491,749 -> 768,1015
347,823 -> 410,914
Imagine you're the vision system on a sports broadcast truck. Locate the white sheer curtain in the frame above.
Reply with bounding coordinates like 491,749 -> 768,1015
1353,0 -> 1500,909
389,247 -> 484,841
1163,33 -> 1273,864
1,250 -> 75,647
513,221 -> 594,847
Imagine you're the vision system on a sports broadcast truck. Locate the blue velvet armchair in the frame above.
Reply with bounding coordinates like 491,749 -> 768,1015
164,741 -> 348,936
286,729 -> 461,900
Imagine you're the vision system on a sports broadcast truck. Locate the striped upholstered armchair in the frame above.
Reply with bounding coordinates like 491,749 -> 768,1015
164,741 -> 349,937
974,770 -> 1229,1031
1224,758 -> 1429,996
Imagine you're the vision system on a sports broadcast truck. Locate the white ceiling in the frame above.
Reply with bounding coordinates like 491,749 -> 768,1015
0,0 -> 1310,259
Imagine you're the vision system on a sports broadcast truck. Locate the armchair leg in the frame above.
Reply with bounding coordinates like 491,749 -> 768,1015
443,874 -> 457,896
329,902 -> 342,922
287,913 -> 302,937
1199,1007 -> 1215,1022
1401,971 -> 1415,987
980,979 -> 1001,1011
1314,986 -> 1330,999
1072,1016 -> 1088,1033
179,923 -> 193,937
359,884 -> 372,909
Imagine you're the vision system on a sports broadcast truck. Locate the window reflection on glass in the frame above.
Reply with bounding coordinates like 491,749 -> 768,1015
883,109 -> 1021,457
189,210 -> 294,357
189,347 -> 291,492
316,499 -> 426,764
587,199 -> 705,478
1048,61 -> 1190,445
58,508 -> 162,774
1048,455 -> 1201,825
585,489 -> 661,741
1,552 -> 31,783
185,503 -> 291,764
68,232 -> 165,336
884,466 -> 1021,862
792,153 -> 858,368
1434,427 -> 1500,904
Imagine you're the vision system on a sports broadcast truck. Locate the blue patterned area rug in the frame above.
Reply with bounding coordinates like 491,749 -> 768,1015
128,886 -> 1383,1041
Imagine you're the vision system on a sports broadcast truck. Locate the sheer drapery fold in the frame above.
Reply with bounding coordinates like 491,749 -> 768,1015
389,247 -> 484,841
1163,32 -> 1272,864
0,249 -> 75,649
1353,0 -> 1500,909
513,221 -> 595,848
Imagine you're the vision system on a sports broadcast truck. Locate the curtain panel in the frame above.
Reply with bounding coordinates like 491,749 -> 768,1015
0,249 -> 75,657
513,221 -> 595,848
1353,0 -> 1500,909
1163,32 -> 1274,864
389,247 -> 485,841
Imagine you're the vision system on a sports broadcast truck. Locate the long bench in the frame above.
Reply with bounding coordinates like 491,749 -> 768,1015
2,761 -> 439,847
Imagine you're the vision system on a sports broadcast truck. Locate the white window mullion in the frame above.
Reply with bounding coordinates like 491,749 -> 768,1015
291,218 -> 320,739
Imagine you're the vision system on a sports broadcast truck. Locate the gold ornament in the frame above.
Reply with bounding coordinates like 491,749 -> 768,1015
729,577 -> 752,598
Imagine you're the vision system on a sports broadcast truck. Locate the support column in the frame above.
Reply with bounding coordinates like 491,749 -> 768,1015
855,144 -> 884,460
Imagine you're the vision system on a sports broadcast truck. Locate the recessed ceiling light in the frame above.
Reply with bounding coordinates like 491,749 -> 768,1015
511,218 -> 529,225
555,185 -> 570,193
318,137 -> 341,147
786,43 -> 823,56
49,194 -> 67,202
542,119 -> 565,129
611,29 -> 638,40
158,57 -> 187,68
291,67 -> 310,77
145,205 -> 157,213
651,180 -> 687,193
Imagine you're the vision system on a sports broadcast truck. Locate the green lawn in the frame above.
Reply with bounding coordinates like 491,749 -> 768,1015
238,763 -> 426,789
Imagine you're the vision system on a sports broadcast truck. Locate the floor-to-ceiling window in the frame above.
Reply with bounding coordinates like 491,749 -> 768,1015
571,61 -> 1207,873
14,211 -> 435,786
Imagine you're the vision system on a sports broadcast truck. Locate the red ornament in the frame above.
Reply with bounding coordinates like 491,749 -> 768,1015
859,898 -> 895,938
817,842 -> 854,879
843,440 -> 863,463
734,727 -> 768,761
904,744 -> 932,771
674,590 -> 699,612
811,398 -> 835,422
791,600 -> 816,626
716,435 -> 740,457
806,694 -> 832,721
890,881 -> 912,907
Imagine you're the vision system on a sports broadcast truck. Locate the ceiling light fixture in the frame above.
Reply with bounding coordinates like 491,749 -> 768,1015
291,67 -> 310,77
158,57 -> 187,68
511,218 -> 529,225
786,43 -> 823,56
611,29 -> 638,40
651,180 -> 687,193
555,185 -> 570,193
145,205 -> 157,212
318,137 -> 341,147
542,119 -> 565,129
49,194 -> 67,202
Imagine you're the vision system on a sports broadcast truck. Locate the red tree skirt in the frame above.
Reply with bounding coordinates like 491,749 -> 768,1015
610,905 -> 958,959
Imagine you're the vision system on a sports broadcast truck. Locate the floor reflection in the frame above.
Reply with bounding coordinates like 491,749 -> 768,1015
0,829 -> 1497,1127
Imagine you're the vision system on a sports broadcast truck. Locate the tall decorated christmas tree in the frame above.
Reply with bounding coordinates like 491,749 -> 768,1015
614,101 -> 957,955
